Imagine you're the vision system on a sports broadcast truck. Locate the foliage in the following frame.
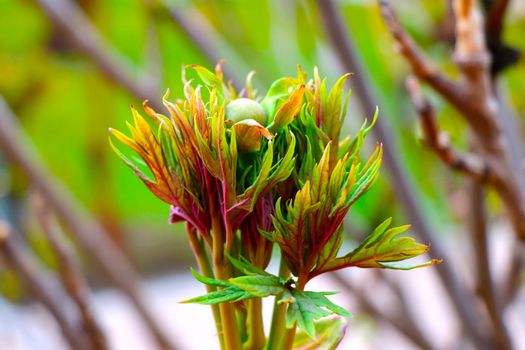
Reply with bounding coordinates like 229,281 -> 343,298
110,64 -> 439,347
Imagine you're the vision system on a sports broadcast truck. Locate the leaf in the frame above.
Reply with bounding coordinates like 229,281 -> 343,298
232,119 -> 272,153
323,218 -> 442,272
190,64 -> 223,88
190,268 -> 229,288
268,85 -> 306,133
282,289 -> 351,339
181,285 -> 253,305
227,254 -> 272,276
229,275 -> 286,297
261,77 -> 296,117
293,316 -> 348,350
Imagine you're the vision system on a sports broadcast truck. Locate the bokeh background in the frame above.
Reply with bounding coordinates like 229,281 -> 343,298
1,0 -> 525,349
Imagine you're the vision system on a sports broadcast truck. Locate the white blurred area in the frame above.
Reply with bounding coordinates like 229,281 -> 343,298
1,224 -> 524,350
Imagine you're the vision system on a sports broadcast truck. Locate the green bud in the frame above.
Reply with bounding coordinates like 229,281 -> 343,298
225,98 -> 267,125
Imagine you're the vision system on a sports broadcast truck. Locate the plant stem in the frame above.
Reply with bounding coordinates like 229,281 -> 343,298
186,224 -> 225,350
245,298 -> 265,350
211,214 -> 242,350
279,325 -> 297,350
265,258 -> 290,350
278,274 -> 308,350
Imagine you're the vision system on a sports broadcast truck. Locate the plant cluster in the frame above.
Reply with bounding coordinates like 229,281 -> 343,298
110,64 -> 439,350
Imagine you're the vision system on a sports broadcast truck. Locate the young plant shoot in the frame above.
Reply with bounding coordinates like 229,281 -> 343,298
110,64 -> 440,350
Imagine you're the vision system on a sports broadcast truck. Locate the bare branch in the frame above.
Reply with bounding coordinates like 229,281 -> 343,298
0,96 -> 179,350
33,192 -> 108,350
315,1 -> 492,348
378,1 -> 467,112
485,0 -> 509,40
467,181 -> 512,350
0,221 -> 86,350
406,76 -> 491,181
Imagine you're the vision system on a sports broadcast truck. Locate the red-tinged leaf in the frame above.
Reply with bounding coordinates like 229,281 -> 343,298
322,218 -> 441,272
232,119 -> 272,153
268,85 -> 306,133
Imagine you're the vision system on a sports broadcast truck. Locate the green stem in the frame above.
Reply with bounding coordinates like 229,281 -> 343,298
185,224 -> 225,350
279,325 -> 297,350
245,298 -> 265,350
264,258 -> 290,350
278,270 -> 308,350
211,215 -> 242,350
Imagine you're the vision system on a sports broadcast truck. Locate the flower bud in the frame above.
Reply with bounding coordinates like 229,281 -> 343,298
226,98 -> 267,125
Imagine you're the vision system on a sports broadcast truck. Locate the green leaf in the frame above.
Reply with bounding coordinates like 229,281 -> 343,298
229,275 -> 286,297
227,254 -> 272,276
293,316 -> 348,350
282,289 -> 351,339
181,285 -> 253,305
323,218 -> 442,272
190,64 -> 223,88
189,268 -> 229,288
261,77 -> 296,117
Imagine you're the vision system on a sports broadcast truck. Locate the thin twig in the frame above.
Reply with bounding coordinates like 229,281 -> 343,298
315,1 -> 490,349
0,221 -> 86,350
467,180 -> 512,350
33,192 -> 108,350
406,76 -> 491,181
32,0 -> 162,110
0,96 -> 179,350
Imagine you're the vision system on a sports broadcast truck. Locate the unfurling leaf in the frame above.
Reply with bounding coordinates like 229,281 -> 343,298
281,289 -> 351,339
322,218 -> 442,273
293,316 -> 348,350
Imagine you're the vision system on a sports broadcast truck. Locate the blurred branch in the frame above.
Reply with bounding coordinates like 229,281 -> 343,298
380,0 -> 525,239
314,1 -> 490,349
32,0 -> 163,110
0,221 -> 86,350
485,0 -> 509,36
467,181 -> 512,350
331,272 -> 436,350
406,76 -> 491,181
33,192 -> 108,350
378,1 -> 465,110
155,0 -> 243,89
0,96 -> 179,350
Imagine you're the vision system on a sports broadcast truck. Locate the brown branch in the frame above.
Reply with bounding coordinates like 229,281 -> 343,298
486,0 -> 509,40
0,221 -> 86,350
378,1 -> 470,117
32,0 -> 162,110
380,0 -> 525,240
406,76 -> 491,181
33,192 -> 108,350
501,243 -> 524,305
0,97 -> 179,350
331,272 -> 436,350
379,0 -> 497,141
315,1 -> 491,349
467,180 -> 512,350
